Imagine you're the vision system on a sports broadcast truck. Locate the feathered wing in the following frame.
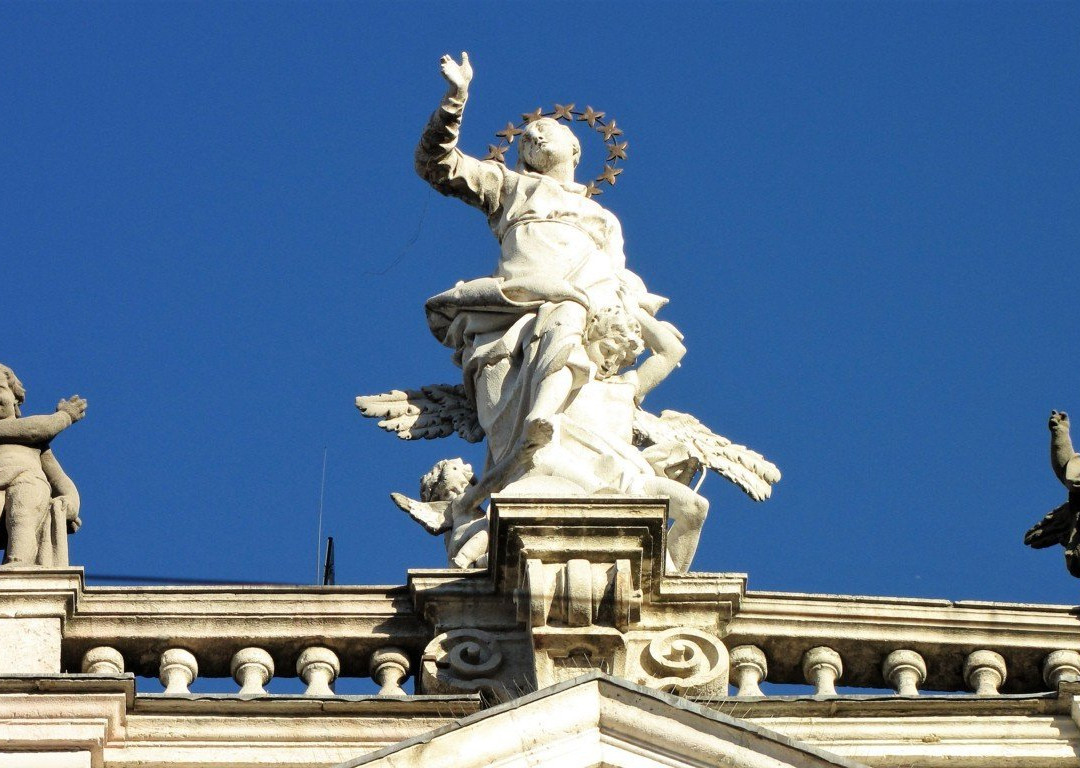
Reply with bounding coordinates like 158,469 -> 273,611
355,384 -> 483,443
633,408 -> 781,502
390,493 -> 453,535
1024,501 -> 1075,549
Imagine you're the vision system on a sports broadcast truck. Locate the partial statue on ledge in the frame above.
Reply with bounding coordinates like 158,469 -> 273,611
0,364 -> 87,568
391,458 -> 490,569
1025,410 -> 1080,576
356,53 -> 780,573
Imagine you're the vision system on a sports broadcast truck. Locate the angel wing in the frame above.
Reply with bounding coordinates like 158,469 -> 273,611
390,492 -> 453,535
633,408 -> 781,502
355,384 -> 483,443
1023,501 -> 1075,549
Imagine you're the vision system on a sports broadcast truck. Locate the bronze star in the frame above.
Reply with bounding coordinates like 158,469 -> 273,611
552,103 -> 575,121
484,144 -> 508,163
600,120 -> 623,141
599,165 -> 623,186
578,106 -> 605,126
584,181 -> 604,197
522,107 -> 545,123
606,141 -> 628,161
496,122 -> 523,143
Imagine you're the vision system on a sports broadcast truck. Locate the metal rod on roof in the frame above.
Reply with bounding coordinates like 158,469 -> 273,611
315,447 -> 327,584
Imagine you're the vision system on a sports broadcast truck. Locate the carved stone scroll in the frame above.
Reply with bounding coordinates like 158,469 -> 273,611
421,629 -> 505,696
638,627 -> 728,694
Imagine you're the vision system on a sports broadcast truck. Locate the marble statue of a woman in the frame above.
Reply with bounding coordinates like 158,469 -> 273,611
356,53 -> 780,573
416,52 -> 662,474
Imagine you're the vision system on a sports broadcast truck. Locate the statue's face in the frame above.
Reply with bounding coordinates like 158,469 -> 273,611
519,118 -> 577,175
440,461 -> 474,498
0,379 -> 18,420
586,336 -> 631,380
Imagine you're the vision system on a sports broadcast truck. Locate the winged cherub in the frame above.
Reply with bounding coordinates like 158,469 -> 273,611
1024,410 -> 1080,576
0,364 -> 87,567
390,458 -> 490,569
358,303 -> 781,573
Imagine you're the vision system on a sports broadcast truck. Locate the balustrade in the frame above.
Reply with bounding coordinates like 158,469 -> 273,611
76,643 -> 408,697
7,568 -> 1080,702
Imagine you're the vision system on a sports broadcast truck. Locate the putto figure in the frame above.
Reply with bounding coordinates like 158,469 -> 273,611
0,364 -> 87,567
391,458 -> 490,569
356,53 -> 780,573
1024,410 -> 1080,576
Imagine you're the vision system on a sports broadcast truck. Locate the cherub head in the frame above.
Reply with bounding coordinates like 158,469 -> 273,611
518,118 -> 581,176
420,458 -> 476,503
586,306 -> 645,380
0,364 -> 26,419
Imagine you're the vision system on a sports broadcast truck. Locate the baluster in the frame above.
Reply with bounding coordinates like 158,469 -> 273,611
964,650 -> 1006,695
81,646 -> 124,675
371,646 -> 410,696
159,648 -> 198,695
1043,650 -> 1080,688
802,647 -> 842,695
883,649 -> 926,695
297,647 -> 340,696
231,648 -> 275,695
729,645 -> 767,697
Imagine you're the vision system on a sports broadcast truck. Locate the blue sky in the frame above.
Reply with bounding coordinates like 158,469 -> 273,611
2,1 -> 1078,606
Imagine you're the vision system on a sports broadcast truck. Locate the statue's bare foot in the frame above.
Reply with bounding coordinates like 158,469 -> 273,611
521,417 -> 555,458
1050,410 -> 1070,433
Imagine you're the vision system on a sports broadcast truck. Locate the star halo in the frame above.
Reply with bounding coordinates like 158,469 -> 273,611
484,104 -> 628,198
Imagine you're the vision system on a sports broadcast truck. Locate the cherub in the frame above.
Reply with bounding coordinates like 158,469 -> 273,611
391,458 -> 490,569
1024,410 -> 1080,576
0,364 -> 87,567
358,304 -> 782,573
533,303 -> 723,572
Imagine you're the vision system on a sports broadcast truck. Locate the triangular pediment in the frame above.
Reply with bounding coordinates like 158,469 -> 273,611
339,672 -> 868,768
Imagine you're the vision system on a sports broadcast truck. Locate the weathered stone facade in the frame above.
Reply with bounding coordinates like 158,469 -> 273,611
3,496 -> 1080,767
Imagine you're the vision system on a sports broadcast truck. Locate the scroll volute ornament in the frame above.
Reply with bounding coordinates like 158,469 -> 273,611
639,627 -> 728,695
421,629 -> 505,696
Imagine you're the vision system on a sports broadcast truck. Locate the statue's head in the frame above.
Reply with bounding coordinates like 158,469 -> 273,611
586,306 -> 644,379
0,364 -> 26,419
518,118 -> 580,176
420,458 -> 475,502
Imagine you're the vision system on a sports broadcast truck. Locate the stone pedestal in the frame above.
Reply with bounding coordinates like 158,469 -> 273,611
409,496 -> 745,699
0,568 -> 82,674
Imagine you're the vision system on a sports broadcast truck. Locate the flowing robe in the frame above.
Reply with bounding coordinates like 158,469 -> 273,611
416,92 -> 655,467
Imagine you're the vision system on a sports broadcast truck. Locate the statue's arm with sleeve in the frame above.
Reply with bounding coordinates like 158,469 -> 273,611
0,396 -> 86,445
415,53 -> 506,216
1050,411 -> 1080,491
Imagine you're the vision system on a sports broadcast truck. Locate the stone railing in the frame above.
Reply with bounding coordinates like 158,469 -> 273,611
3,498 -> 1080,702
724,591 -> 1080,696
0,569 -> 430,696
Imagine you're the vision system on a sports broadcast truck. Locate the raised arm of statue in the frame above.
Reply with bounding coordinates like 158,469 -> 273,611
0,397 -> 86,445
1050,411 -> 1080,491
414,52 -> 506,216
629,308 -> 686,403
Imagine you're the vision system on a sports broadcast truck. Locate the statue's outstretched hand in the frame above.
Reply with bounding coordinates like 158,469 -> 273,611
1050,410 -> 1070,433
56,395 -> 87,423
440,52 -> 473,94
